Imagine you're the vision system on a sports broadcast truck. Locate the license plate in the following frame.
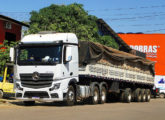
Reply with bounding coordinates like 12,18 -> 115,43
32,97 -> 40,99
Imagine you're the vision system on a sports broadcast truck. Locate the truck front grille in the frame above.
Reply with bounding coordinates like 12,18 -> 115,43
24,91 -> 49,98
20,73 -> 54,89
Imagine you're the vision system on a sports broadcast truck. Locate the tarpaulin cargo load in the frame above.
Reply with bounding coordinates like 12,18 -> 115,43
79,41 -> 155,76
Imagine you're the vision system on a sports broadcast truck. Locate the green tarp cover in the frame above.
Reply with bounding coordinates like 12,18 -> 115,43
79,41 -> 155,76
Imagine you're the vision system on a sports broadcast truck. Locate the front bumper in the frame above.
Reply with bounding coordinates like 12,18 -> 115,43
15,80 -> 69,102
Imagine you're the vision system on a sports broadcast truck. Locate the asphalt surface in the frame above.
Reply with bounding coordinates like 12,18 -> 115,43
0,98 -> 165,120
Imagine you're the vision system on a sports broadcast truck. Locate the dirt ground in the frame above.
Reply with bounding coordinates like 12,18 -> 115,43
0,98 -> 165,120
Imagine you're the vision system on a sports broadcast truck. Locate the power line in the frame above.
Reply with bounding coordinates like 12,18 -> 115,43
116,23 -> 165,27
145,29 -> 165,33
88,5 -> 165,12
103,13 -> 165,21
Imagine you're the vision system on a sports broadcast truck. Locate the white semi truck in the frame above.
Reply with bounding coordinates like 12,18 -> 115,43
10,32 -> 155,105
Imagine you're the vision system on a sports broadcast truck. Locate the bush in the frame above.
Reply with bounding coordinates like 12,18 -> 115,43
0,40 -> 17,76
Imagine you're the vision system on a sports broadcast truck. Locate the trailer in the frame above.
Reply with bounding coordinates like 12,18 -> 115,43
10,32 -> 155,105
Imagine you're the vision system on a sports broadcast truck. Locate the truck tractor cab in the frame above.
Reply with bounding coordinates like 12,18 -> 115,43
0,63 -> 15,98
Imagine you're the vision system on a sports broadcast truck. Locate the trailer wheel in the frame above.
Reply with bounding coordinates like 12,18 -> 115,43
141,89 -> 146,102
66,85 -> 75,106
123,88 -> 132,103
119,90 -> 124,102
99,86 -> 107,104
90,86 -> 99,104
0,90 -> 3,99
159,93 -> 165,98
134,88 -> 142,102
23,101 -> 35,106
145,89 -> 151,102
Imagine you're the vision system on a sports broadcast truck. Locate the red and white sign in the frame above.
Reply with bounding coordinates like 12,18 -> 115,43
118,34 -> 165,76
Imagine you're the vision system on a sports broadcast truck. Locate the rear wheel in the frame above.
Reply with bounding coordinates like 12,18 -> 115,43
159,93 -> 165,98
134,88 -> 142,102
0,90 -> 3,99
141,89 -> 146,102
120,91 -> 124,102
66,85 -> 75,106
123,88 -> 132,103
145,89 -> 151,102
90,86 -> 99,104
99,86 -> 107,104
23,101 -> 35,106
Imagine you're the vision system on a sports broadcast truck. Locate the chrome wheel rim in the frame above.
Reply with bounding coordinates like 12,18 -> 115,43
68,90 -> 74,101
101,91 -> 106,102
128,94 -> 131,101
94,91 -> 98,102
148,94 -> 151,100
143,95 -> 146,100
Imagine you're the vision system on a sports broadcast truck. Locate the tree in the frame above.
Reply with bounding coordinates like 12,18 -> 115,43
28,3 -> 99,41
0,41 -> 16,76
99,36 -> 119,49
28,3 -> 119,49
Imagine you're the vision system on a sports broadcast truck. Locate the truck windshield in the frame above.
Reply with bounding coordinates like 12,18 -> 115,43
17,45 -> 62,65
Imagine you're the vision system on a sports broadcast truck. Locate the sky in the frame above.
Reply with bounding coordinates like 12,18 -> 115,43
0,0 -> 165,33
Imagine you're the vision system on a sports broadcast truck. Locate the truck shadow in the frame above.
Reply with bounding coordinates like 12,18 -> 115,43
9,100 -> 122,107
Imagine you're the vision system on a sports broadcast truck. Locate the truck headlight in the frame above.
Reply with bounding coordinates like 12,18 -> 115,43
49,83 -> 61,91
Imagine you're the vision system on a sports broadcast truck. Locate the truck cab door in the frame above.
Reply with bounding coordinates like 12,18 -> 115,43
62,45 -> 78,79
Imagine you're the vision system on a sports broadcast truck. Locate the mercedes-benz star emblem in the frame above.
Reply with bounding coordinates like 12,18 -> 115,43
32,72 -> 40,81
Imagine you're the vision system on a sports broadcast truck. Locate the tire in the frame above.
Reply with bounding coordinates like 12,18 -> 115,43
120,91 -> 124,102
0,90 -> 3,99
23,101 -> 35,106
134,88 -> 142,102
159,93 -> 165,98
99,86 -> 107,104
65,85 -> 75,106
90,86 -> 99,104
123,88 -> 132,103
145,89 -> 151,102
141,89 -> 146,102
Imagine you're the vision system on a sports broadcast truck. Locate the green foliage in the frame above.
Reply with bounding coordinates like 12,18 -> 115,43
27,3 -> 119,49
98,36 -> 119,49
19,49 -> 28,60
28,3 -> 99,41
0,40 -> 17,76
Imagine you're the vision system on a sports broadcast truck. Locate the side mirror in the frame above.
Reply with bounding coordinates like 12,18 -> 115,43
65,46 -> 72,63
9,47 -> 14,62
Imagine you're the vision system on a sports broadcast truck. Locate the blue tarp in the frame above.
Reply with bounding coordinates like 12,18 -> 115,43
0,76 -> 3,82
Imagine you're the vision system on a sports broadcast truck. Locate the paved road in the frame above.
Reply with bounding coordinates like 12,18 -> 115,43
0,98 -> 165,120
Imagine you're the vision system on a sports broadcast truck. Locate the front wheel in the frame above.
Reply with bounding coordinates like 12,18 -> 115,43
65,85 -> 75,106
0,90 -> 3,99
